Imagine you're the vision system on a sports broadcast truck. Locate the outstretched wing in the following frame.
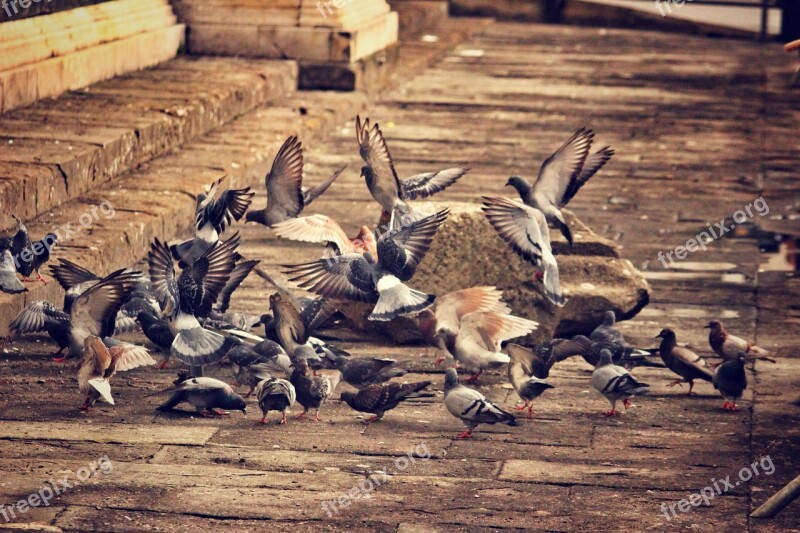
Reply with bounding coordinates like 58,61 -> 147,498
532,128 -> 594,208
356,116 -> 401,196
50,259 -> 99,291
376,208 -> 450,281
265,135 -> 305,219
283,254 -> 376,302
400,167 -> 470,200
71,270 -> 141,339
563,145 -> 614,205
147,238 -> 179,316
272,214 -> 352,254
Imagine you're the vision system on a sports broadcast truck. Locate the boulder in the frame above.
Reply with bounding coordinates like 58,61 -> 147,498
339,201 -> 650,344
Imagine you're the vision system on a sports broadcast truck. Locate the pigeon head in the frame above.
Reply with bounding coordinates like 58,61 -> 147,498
705,320 -> 723,331
655,328 -> 676,342
597,349 -> 614,367
505,176 -> 530,196
220,391 -> 247,415
444,368 -> 459,390
339,391 -> 357,407
603,310 -> 616,325
294,357 -> 311,375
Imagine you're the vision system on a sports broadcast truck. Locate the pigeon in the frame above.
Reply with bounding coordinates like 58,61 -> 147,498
713,353 -> 747,411
245,135 -> 345,226
77,335 -> 156,410
272,214 -> 378,256
506,343 -> 555,418
50,259 -> 101,312
153,371 -> 247,417
505,128 -> 613,245
435,311 -> 538,383
569,334 -> 662,370
443,368 -> 518,439
9,301 -> 71,355
341,381 -> 433,424
334,357 -> 406,389
255,377 -> 296,424
591,310 -> 623,345
226,340 -> 290,396
170,176 -> 254,266
8,215 -> 58,284
481,196 -> 565,306
590,349 -> 649,416
417,286 -> 511,347
0,237 -> 26,294
706,320 -> 776,364
284,209 -> 449,321
290,358 -> 340,421
656,328 -> 714,395
356,116 -> 469,227
147,234 -> 241,369
213,260 -> 260,314
136,311 -> 175,368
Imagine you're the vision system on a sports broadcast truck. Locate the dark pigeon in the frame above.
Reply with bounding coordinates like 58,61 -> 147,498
334,357 -> 406,389
656,328 -> 714,395
341,381 -> 433,425
506,343 -> 555,418
136,311 -> 175,368
154,371 -> 247,417
713,353 -> 747,411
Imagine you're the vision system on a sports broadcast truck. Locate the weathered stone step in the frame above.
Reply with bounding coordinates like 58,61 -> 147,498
0,56 -> 298,232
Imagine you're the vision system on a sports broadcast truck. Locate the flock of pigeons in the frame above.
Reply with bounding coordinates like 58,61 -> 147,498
0,116 -> 776,438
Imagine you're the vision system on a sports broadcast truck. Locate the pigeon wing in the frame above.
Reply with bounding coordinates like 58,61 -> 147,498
377,208 -> 450,281
272,214 -> 352,254
400,167 -> 470,200
532,128 -> 594,208
356,116 -> 401,196
283,254 -> 377,302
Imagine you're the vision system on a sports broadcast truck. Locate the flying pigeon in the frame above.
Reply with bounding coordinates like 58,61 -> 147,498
8,215 -> 58,284
284,209 -> 449,321
356,116 -> 469,227
77,335 -> 156,410
706,320 -> 776,364
9,301 -> 71,355
136,310 -> 175,368
255,377 -> 296,424
590,349 -> 649,416
505,128 -> 613,245
506,343 -> 555,418
0,237 -> 26,294
213,260 -> 260,314
245,135 -> 345,227
147,234 -> 241,369
170,176 -> 254,266
272,214 -> 378,256
341,380 -> 433,425
443,368 -> 518,439
435,311 -> 538,383
481,196 -> 565,306
334,357 -> 406,389
713,353 -> 747,411
656,328 -> 714,395
153,371 -> 247,417
50,259 -> 101,312
290,358 -> 340,421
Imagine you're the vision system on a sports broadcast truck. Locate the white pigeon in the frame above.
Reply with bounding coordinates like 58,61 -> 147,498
443,368 -> 519,439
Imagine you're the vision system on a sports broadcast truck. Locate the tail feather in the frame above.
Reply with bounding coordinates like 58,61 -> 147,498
171,328 -> 238,366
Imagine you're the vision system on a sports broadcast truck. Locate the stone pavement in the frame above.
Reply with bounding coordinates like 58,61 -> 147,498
0,22 -> 798,532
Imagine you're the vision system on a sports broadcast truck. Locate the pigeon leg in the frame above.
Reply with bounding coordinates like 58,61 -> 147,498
258,415 -> 268,424
721,401 -> 731,410
37,271 -> 47,285
667,379 -> 684,388
313,409 -> 322,422
623,398 -> 632,410
51,346 -> 66,356
22,277 -> 34,283
513,402 -> 529,411
455,430 -> 473,439
296,409 -> 308,420
364,415 -> 382,424
244,387 -> 255,398
434,357 -> 445,368
527,405 -> 535,419
279,412 -> 287,425
604,408 -> 618,416
686,381 -> 695,395
210,408 -> 230,416
79,398 -> 93,411
52,355 -> 69,363
157,359 -> 170,370
465,371 -> 482,384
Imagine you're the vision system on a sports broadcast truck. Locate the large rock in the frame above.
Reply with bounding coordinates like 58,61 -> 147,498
341,201 -> 650,344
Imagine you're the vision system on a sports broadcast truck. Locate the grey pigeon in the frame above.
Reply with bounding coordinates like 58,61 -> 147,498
443,368 -> 518,439
245,135 -> 345,227
706,320 -> 775,364
290,358 -> 340,421
154,371 -> 247,417
255,377 -> 296,424
569,334 -> 662,370
9,300 -> 71,356
506,343 -> 555,418
656,328 -> 714,395
590,349 -> 649,416
356,116 -> 468,228
713,353 -> 747,411
50,259 -> 101,312
147,234 -> 240,369
284,209 -> 449,321
226,340 -> 288,396
481,196 -> 564,306
0,237 -> 26,294
505,128 -> 613,245
171,176 -> 254,266
341,381 -> 433,425
334,357 -> 406,389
